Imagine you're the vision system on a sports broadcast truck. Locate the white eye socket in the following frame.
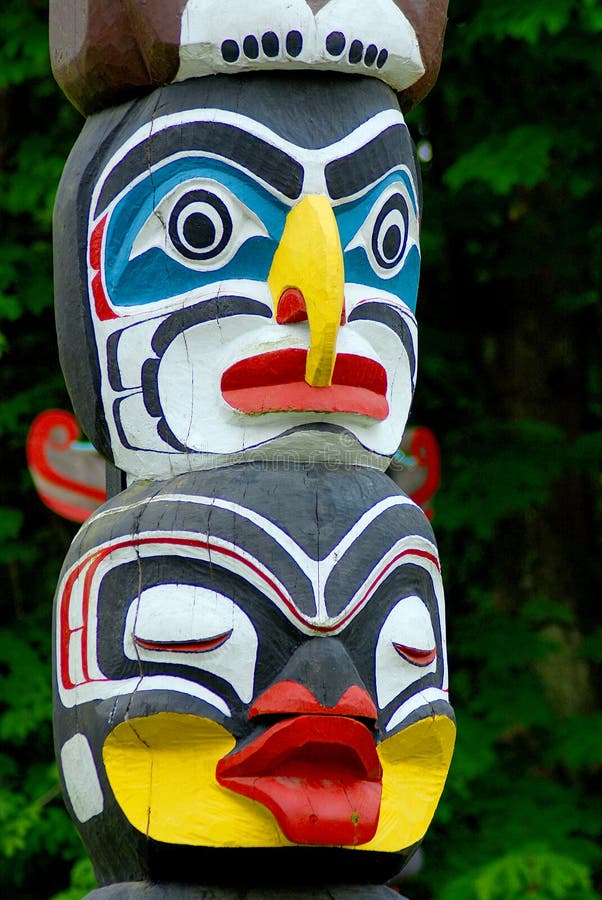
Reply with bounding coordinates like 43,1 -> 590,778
130,178 -> 268,270
124,583 -> 258,703
345,182 -> 419,279
375,595 -> 437,709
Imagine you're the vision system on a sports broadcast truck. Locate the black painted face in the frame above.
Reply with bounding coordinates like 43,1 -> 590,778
53,464 -> 454,881
54,74 -> 421,477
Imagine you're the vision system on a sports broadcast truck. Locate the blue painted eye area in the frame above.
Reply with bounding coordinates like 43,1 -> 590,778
128,175 -> 271,279
339,169 -> 421,311
344,178 -> 417,281
95,157 -> 288,308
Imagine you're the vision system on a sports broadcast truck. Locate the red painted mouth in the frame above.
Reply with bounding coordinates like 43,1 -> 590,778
216,715 -> 382,846
221,349 -> 389,420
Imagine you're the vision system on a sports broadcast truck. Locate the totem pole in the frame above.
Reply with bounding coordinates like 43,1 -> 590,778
48,3 -> 452,897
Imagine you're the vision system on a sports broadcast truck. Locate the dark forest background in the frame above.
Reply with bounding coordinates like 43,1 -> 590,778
1,1 -> 601,898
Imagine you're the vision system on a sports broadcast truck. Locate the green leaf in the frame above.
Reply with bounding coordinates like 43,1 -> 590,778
473,845 -> 598,900
444,126 -> 556,195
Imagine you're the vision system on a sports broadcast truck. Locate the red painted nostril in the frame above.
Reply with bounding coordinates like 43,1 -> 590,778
249,680 -> 377,720
276,288 -> 347,326
276,288 -> 308,324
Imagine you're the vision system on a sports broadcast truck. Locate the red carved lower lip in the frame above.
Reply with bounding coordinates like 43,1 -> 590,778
221,349 -> 389,420
216,715 -> 382,846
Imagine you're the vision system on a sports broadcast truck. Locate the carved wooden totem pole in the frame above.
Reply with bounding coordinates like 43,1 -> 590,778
49,2 -> 452,897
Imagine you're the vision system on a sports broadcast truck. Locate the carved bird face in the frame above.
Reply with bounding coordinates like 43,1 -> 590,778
53,465 -> 454,882
55,74 -> 422,478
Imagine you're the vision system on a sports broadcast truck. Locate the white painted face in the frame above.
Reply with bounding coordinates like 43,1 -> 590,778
86,105 -> 420,478
55,486 -> 448,739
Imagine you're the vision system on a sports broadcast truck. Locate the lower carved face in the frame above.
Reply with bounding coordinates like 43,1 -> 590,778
55,75 -> 420,476
54,466 -> 453,862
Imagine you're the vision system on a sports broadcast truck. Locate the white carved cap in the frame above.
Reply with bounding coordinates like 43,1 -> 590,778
177,0 -> 425,92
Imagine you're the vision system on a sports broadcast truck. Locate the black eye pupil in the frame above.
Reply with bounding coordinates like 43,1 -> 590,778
382,224 -> 402,261
168,189 -> 233,261
183,213 -> 216,250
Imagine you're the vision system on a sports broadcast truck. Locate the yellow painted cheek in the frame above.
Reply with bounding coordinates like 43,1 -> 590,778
102,713 -> 293,848
359,715 -> 456,853
103,712 -> 454,852
267,195 -> 344,387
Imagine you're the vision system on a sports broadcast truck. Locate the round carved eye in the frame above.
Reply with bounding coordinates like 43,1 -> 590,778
344,177 -> 418,281
129,177 -> 269,273
168,190 -> 233,261
371,195 -> 409,270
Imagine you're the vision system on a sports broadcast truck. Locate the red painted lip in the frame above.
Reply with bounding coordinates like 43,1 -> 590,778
216,715 -> 382,846
221,349 -> 389,420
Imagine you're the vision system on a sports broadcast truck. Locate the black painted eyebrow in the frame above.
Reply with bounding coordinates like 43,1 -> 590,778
95,121 -> 304,216
325,124 -> 419,203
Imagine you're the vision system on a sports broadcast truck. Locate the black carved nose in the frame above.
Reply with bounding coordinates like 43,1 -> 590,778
250,638 -> 377,720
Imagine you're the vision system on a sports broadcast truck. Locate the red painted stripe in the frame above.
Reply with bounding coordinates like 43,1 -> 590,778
26,410 -> 106,505
89,216 -> 118,320
393,643 -> 437,666
134,631 -> 232,654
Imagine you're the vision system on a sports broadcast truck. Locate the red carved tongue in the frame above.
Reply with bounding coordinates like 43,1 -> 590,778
216,715 -> 382,846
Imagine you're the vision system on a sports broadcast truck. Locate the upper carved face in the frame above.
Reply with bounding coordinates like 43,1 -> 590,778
53,464 -> 454,883
54,74 -> 422,477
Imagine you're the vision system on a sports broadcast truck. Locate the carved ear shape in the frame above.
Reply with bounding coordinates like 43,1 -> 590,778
50,0 -> 448,116
394,0 -> 449,111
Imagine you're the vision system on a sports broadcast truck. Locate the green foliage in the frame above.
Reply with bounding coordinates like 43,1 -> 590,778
50,859 -> 97,900
0,1 -> 600,899
444,126 -> 556,195
441,845 -> 598,900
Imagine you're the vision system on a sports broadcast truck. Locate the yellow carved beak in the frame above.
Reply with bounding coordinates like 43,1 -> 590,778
268,195 -> 345,387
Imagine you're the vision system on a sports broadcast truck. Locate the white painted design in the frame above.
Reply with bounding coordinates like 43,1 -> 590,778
124,585 -> 258,702
60,673 -> 231,714
57,491 -> 448,717
375,595 -> 437,709
177,0 -> 424,92
385,687 -> 450,733
60,733 -> 104,822
92,108 -> 406,215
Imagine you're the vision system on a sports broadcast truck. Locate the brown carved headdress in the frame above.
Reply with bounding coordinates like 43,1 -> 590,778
50,0 -> 448,115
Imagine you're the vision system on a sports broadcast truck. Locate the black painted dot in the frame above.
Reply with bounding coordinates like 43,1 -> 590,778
243,34 -> 259,59
364,44 -> 378,66
261,31 -> 279,57
349,40 -> 363,64
221,40 -> 240,63
286,30 -> 303,57
326,31 -> 346,56
376,48 -> 389,69
383,224 -> 402,261
183,214 -> 216,252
